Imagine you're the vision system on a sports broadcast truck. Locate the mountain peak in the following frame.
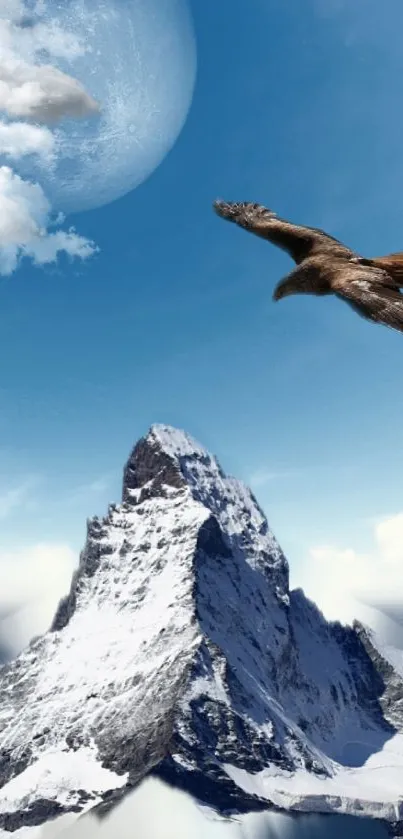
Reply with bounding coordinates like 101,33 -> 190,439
149,423 -> 212,458
122,423 -> 223,501
0,425 -> 403,836
122,424 -> 188,501
122,423 -> 218,500
122,424 -> 288,594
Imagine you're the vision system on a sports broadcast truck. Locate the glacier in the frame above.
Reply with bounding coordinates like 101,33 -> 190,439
0,424 -> 402,837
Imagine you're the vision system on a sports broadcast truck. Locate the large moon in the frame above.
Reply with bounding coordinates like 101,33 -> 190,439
13,0 -> 196,214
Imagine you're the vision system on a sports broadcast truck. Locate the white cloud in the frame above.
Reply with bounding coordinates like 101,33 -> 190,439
0,472 -> 110,655
297,511 -> 403,627
0,166 -> 98,275
0,119 -> 54,160
30,780 -> 297,839
0,58 -> 99,123
0,15 -> 99,124
0,541 -> 76,654
0,2 -> 100,275
33,778 -> 254,839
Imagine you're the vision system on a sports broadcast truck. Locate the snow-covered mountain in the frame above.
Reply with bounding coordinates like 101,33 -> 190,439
0,424 -> 403,837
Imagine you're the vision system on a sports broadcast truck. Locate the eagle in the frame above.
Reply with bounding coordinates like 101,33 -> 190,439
213,200 -> 403,334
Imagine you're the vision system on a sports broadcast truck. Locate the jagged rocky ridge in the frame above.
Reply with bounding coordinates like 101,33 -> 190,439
0,424 -> 402,836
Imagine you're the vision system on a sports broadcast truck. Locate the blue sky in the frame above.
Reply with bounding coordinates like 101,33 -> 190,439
2,0 -> 403,635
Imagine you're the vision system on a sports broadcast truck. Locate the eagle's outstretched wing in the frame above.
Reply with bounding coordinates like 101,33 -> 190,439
333,272 -> 403,333
213,200 -> 352,264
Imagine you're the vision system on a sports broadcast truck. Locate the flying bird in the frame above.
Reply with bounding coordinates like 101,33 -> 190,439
213,200 -> 403,333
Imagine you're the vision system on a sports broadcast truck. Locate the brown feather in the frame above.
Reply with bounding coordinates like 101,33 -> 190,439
213,199 -> 403,334
332,273 -> 403,333
213,200 -> 353,264
370,253 -> 403,285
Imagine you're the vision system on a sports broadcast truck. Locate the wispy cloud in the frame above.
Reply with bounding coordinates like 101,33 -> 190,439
0,474 -> 40,519
0,0 -> 100,275
248,468 -> 298,489
311,0 -> 346,19
65,475 -> 112,507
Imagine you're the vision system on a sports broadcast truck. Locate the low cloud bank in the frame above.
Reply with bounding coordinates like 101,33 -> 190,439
298,510 -> 403,643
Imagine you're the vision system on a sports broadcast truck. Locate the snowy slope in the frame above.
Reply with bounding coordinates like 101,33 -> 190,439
0,424 -> 402,836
